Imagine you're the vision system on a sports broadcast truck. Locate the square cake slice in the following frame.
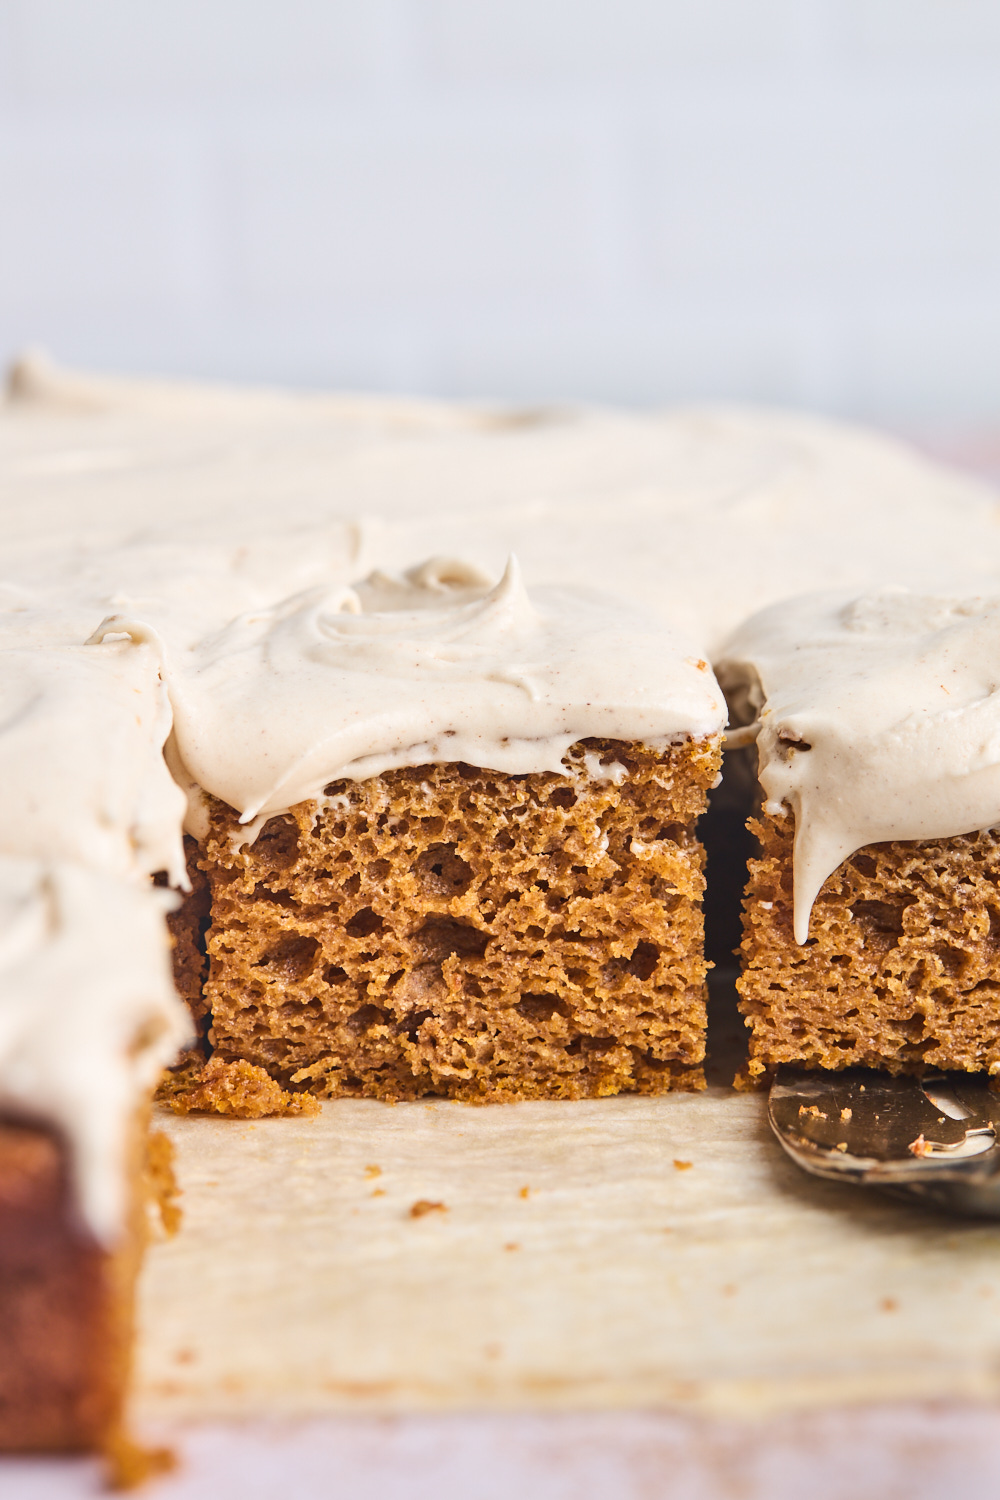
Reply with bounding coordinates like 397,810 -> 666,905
718,588 -> 1000,1083
157,555 -> 725,1103
0,861 -> 185,1458
198,736 -> 720,1101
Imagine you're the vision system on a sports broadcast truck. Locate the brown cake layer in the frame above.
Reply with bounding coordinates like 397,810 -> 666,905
158,835 -> 212,1042
739,811 -> 1000,1081
194,736 -> 720,1102
0,1118 -> 149,1452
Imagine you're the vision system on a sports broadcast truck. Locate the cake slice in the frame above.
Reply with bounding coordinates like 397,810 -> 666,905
0,580 -> 192,1460
718,588 -> 1000,1081
197,736 -> 718,1101
149,557 -> 725,1100
0,860 -> 187,1456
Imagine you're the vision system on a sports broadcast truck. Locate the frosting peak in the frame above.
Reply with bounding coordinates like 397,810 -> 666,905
166,554 -> 725,826
296,555 -> 541,683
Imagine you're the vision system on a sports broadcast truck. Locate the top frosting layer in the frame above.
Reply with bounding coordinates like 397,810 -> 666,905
718,588 -> 1000,943
92,555 -> 724,828
5,354 -> 1000,658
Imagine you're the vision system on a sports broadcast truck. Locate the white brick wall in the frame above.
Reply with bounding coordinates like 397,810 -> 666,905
0,0 -> 999,423
226,116 -> 610,307
12,2 -> 404,102
839,0 -> 1000,62
416,0 -> 805,81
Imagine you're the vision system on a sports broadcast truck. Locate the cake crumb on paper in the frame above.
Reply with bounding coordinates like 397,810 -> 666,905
160,1055 -> 320,1120
410,1199 -> 447,1219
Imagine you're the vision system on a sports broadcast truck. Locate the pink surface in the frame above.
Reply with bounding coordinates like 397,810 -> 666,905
906,431 -> 1000,489
5,1407 -> 1000,1499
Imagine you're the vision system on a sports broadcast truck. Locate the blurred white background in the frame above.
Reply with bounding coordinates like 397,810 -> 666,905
1,0 -> 999,424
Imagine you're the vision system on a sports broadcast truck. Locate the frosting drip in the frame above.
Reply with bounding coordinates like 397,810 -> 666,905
719,588 -> 1000,943
0,859 -> 188,1242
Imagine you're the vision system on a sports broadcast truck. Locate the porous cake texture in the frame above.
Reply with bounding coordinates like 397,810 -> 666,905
193,737 -> 721,1102
739,812 -> 1000,1081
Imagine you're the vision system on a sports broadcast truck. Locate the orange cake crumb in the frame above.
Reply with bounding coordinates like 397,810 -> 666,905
163,1056 -> 321,1119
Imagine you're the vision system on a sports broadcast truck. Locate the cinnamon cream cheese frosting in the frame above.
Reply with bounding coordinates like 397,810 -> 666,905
0,628 -> 187,884
718,588 -> 1000,944
6,354 -> 1000,657
91,555 -> 725,833
4,352 -> 1000,1236
0,859 -> 186,1241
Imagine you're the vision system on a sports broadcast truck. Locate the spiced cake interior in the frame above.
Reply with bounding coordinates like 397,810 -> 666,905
719,587 -> 1000,1083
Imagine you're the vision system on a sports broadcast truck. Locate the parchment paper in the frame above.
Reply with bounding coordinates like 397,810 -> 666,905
133,1077 -> 1000,1424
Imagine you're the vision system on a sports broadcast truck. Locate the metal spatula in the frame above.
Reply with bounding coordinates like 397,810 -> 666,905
768,1067 -> 1000,1218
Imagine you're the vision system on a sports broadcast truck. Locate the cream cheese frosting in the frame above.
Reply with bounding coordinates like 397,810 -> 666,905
91,555 -> 724,831
0,630 -> 187,885
5,354 -> 1000,658
718,588 -> 1000,943
0,858 -> 187,1242
4,353 -> 1000,1237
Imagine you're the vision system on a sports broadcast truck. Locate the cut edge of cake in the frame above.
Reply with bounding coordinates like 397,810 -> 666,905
739,808 -> 1000,1084
167,734 -> 723,1105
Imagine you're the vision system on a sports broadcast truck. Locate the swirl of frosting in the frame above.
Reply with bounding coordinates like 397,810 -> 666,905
158,555 -> 725,826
